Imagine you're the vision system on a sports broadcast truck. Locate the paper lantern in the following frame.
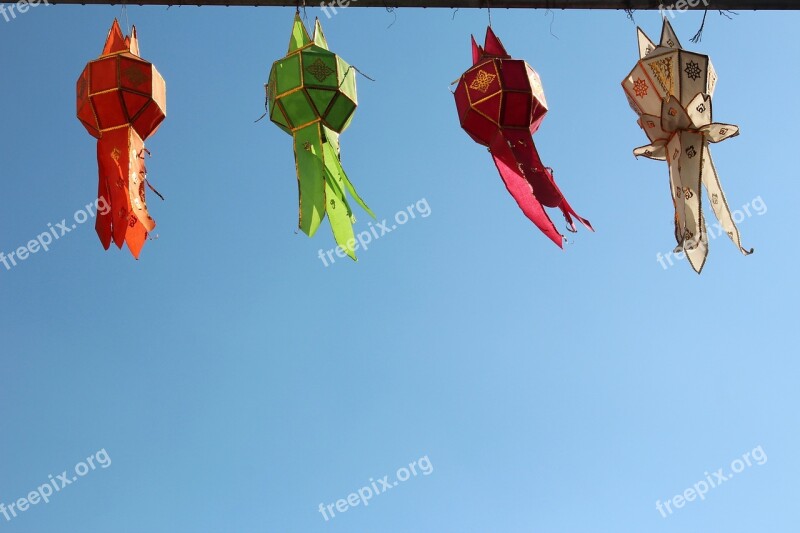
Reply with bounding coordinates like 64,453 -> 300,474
267,15 -> 373,260
454,27 -> 592,248
622,20 -> 752,273
77,19 -> 166,259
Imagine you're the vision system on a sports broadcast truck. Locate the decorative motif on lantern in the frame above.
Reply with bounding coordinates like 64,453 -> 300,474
622,19 -> 752,273
267,15 -> 374,260
77,19 -> 166,259
454,27 -> 592,248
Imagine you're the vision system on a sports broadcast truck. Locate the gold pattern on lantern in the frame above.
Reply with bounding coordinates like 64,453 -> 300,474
648,57 -> 675,95
306,59 -> 334,82
470,70 -> 497,93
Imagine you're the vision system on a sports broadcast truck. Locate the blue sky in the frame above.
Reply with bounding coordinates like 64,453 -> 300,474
1,5 -> 798,532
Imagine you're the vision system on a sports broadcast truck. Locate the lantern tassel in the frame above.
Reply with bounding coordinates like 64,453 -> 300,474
490,130 -> 592,248
95,127 -> 156,259
630,93 -> 751,274
292,123 -> 374,260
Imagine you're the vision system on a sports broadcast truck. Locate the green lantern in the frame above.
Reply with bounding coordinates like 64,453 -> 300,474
268,15 -> 373,260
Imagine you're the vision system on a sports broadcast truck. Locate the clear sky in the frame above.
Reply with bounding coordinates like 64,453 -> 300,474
1,4 -> 798,532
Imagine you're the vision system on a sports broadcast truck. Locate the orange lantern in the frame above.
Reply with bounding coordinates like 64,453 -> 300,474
77,19 -> 166,258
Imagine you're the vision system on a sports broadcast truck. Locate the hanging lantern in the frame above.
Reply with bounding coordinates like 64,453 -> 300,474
622,20 -> 752,273
267,15 -> 373,260
454,27 -> 592,248
77,19 -> 166,259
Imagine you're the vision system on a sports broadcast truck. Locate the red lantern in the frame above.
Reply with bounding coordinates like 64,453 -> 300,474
77,20 -> 166,258
454,28 -> 591,247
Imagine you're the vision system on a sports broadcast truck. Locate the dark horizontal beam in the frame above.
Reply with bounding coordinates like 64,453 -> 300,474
28,0 -> 800,8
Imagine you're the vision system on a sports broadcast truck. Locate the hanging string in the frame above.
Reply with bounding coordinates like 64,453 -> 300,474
382,0 -> 397,29
145,178 -> 165,201
254,84 -> 269,123
385,8 -> 397,29
339,65 -> 376,87
545,9 -> 559,39
690,10 -> 709,43
136,149 -> 164,201
121,1 -> 130,35
353,66 -> 375,82
451,8 -> 459,20
691,10 -> 738,43
487,0 -> 492,28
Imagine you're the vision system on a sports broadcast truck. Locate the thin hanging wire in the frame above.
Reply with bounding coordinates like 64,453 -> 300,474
690,10 -> 709,42
545,9 -> 559,39
255,84 -> 269,123
383,0 -> 397,29
121,2 -> 130,35
691,9 -> 738,43
145,178 -> 165,201
339,65 -> 376,86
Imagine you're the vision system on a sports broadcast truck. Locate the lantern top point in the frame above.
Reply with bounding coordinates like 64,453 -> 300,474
101,18 -> 140,57
659,18 -> 682,50
288,13 -> 311,52
470,26 -> 510,65
636,26 -> 656,59
313,18 -> 329,50
637,19 -> 684,60
288,15 -> 331,53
